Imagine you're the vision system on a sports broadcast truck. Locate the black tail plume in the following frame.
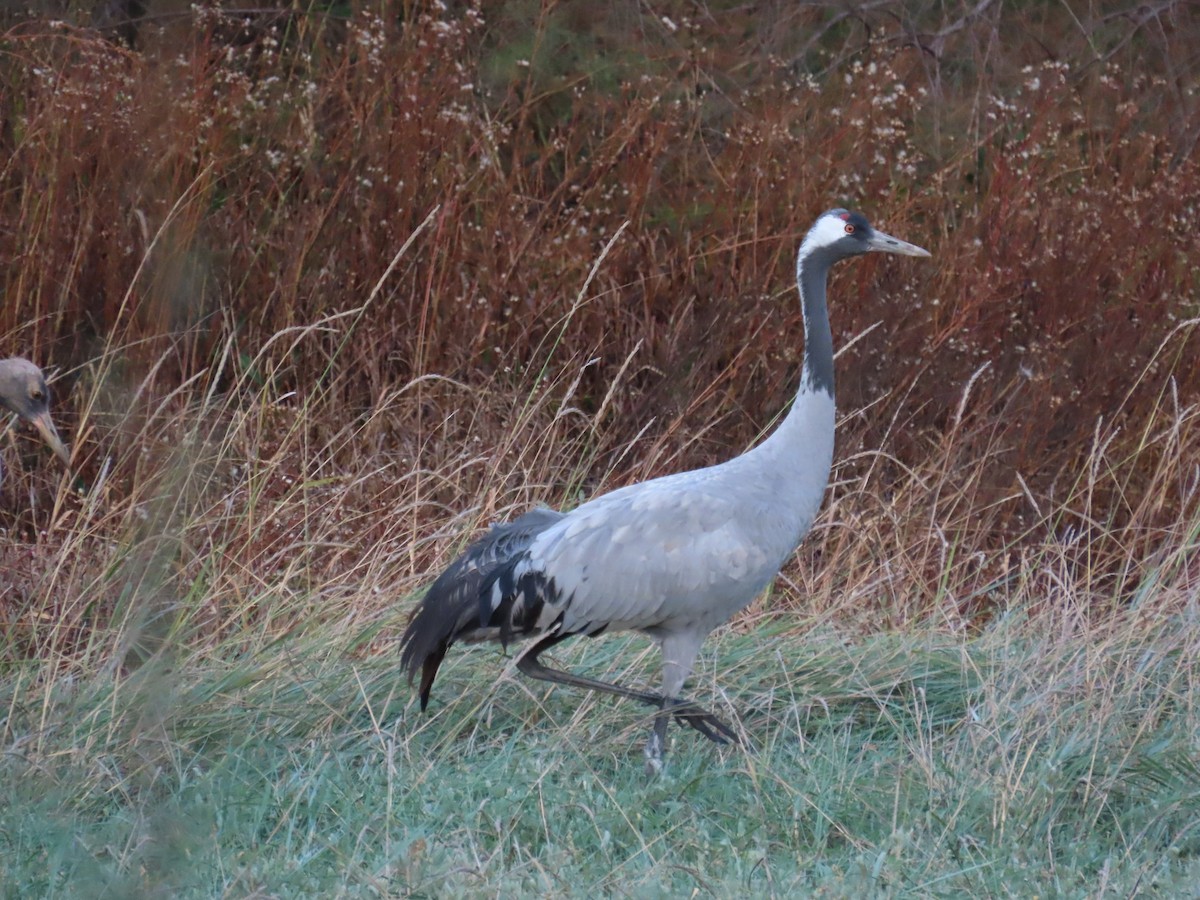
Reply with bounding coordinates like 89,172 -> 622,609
399,508 -> 563,709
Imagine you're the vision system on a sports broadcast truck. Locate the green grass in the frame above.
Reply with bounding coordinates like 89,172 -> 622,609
4,609 -> 1197,897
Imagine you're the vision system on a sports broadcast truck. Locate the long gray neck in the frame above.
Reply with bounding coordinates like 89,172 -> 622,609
797,250 -> 835,398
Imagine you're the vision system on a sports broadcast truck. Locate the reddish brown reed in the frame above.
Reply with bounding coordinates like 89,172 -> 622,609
0,2 -> 1197,658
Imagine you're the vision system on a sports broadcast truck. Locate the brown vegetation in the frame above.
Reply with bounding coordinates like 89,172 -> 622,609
0,1 -> 1197,663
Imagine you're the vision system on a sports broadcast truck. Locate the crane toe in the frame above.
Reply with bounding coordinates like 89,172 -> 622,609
667,699 -> 739,745
643,730 -> 666,776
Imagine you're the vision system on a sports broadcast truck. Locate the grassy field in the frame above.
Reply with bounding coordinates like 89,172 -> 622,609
2,0 -> 1200,896
3,607 -> 1199,896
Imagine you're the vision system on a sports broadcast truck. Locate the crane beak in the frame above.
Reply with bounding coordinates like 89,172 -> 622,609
867,229 -> 931,258
28,410 -> 71,469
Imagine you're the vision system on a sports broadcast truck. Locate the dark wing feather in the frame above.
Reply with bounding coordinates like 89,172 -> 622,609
478,553 -> 569,649
399,507 -> 564,708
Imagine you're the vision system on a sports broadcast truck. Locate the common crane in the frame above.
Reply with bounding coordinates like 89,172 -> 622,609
400,210 -> 930,770
0,358 -> 70,487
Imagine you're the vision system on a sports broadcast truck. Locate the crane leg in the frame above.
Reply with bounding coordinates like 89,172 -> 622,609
515,632 -> 739,755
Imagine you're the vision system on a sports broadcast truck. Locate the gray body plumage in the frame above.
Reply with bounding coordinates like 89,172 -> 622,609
399,210 -> 929,767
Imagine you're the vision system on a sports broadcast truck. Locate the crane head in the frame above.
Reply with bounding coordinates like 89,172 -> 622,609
0,358 -> 71,468
804,209 -> 931,260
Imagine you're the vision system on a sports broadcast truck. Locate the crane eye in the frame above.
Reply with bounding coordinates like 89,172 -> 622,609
30,389 -> 43,402
844,224 -> 856,234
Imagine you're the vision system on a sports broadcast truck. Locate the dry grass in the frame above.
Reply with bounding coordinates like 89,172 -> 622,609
0,0 -> 1197,655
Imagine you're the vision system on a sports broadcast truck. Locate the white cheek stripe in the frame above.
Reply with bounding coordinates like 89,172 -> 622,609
801,215 -> 849,253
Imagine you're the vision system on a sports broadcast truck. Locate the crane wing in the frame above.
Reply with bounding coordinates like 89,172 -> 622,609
501,478 -> 782,636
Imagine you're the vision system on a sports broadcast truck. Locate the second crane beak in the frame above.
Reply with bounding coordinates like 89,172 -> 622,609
867,229 -> 931,258
28,410 -> 71,468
